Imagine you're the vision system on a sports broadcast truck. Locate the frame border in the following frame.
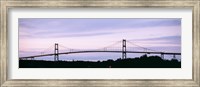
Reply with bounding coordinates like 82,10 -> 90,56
1,0 -> 200,86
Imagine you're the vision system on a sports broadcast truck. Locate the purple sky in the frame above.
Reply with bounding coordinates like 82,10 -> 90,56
19,18 -> 181,61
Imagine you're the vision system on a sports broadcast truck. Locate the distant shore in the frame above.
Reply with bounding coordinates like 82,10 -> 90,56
19,55 -> 181,68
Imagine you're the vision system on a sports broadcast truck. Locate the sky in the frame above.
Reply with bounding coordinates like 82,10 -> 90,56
19,18 -> 181,61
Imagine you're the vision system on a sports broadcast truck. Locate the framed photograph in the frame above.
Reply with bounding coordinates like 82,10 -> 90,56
18,18 -> 182,68
1,0 -> 200,87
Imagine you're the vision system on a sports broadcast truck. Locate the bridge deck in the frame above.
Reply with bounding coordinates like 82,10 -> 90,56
19,51 -> 181,59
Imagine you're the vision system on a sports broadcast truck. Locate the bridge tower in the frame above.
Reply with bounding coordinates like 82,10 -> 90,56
122,39 -> 127,59
54,43 -> 59,61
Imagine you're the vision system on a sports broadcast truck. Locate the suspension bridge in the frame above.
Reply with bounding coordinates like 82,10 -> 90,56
19,39 -> 181,61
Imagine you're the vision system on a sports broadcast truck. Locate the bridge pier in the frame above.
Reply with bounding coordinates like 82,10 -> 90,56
31,57 -> 34,60
122,39 -> 127,59
173,54 -> 176,59
161,53 -> 164,59
54,43 -> 59,61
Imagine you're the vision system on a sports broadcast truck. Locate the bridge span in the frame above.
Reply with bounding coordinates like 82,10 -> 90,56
19,39 -> 181,61
19,50 -> 181,60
